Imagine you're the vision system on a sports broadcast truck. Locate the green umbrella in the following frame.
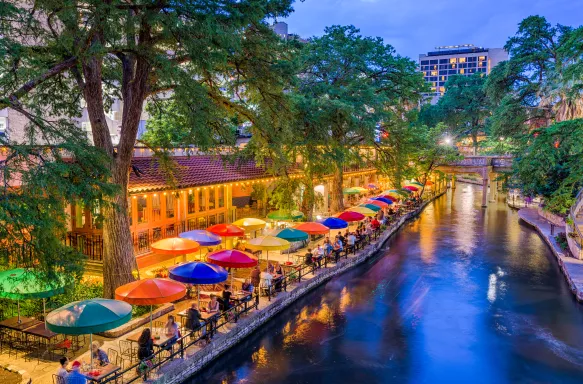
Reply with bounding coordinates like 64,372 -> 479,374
0,268 -> 67,323
269,228 -> 309,242
410,181 -> 424,187
47,299 -> 132,369
359,203 -> 381,212
343,187 -> 360,195
267,210 -> 304,221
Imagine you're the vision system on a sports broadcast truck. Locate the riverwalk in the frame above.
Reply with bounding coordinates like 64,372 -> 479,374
518,207 -> 583,302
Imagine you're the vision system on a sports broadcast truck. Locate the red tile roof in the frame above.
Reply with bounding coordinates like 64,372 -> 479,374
129,155 -> 272,193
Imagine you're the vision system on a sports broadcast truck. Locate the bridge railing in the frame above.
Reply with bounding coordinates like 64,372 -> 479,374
439,156 -> 513,168
568,189 -> 583,259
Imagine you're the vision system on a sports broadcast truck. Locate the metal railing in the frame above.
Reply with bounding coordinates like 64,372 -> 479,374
568,188 -> 583,258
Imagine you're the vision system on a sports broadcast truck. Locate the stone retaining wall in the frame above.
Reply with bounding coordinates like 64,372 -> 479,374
154,194 -> 443,384
537,207 -> 566,227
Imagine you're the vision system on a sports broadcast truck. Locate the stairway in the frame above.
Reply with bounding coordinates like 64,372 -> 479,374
84,260 -> 103,276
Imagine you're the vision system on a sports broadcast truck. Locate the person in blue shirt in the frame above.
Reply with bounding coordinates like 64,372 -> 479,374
65,361 -> 87,384
91,341 -> 109,366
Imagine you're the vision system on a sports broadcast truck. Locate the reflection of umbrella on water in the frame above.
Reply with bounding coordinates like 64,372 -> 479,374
169,262 -> 228,307
0,268 -> 67,325
46,299 -> 131,370
115,278 -> 186,330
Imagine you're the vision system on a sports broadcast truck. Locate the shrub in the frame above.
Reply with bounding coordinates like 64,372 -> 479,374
555,232 -> 568,251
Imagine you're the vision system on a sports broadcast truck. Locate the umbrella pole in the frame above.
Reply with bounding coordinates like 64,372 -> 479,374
17,300 -> 20,323
197,286 -> 200,308
43,298 -> 46,329
150,305 -> 153,331
90,333 -> 93,370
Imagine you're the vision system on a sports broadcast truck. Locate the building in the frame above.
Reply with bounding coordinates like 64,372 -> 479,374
419,44 -> 508,102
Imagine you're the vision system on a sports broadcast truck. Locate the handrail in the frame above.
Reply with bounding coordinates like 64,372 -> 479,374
569,188 -> 583,254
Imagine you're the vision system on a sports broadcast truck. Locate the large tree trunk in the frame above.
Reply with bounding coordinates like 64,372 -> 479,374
301,178 -> 315,221
472,132 -> 478,156
330,164 -> 344,213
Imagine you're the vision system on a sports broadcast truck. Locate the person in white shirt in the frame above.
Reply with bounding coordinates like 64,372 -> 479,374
347,233 -> 356,248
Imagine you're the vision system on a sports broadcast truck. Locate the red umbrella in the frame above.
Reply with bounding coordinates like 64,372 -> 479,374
381,195 -> 399,202
367,200 -> 388,208
207,224 -> 245,237
336,211 -> 365,222
293,222 -> 330,235
151,237 -> 200,256
207,250 -> 258,286
115,278 -> 186,329
403,186 -> 419,191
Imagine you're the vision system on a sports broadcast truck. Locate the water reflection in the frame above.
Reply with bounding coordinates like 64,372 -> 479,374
191,185 -> 583,384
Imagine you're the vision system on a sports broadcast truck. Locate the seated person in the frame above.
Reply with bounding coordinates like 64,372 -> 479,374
185,303 -> 206,336
164,315 -> 180,347
90,341 -> 109,366
137,328 -> 155,360
221,285 -> 233,310
241,278 -> 255,294
347,232 -> 356,249
250,265 -> 261,288
371,218 -> 380,230
56,356 -> 68,380
273,262 -> 284,277
267,262 -> 275,275
259,269 -> 273,294
313,245 -> 324,267
333,237 -> 343,260
207,295 -> 220,314
304,248 -> 314,265
65,361 -> 87,384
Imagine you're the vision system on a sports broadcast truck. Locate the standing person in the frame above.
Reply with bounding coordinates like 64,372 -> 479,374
137,328 -> 154,360
90,341 -> 109,366
221,284 -> 233,310
333,236 -> 343,261
65,361 -> 87,384
250,265 -> 260,289
56,356 -> 69,380
347,232 -> 356,251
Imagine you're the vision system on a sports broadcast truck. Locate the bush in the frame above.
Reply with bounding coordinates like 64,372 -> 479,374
555,232 -> 568,251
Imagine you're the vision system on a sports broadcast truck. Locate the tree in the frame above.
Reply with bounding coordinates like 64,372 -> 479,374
436,74 -> 491,155
0,0 -> 295,297
295,25 -> 424,213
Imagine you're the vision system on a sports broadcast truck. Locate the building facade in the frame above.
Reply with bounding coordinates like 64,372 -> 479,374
419,44 -> 508,102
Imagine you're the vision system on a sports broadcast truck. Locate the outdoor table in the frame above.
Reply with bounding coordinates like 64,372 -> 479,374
0,316 -> 41,331
71,362 -> 120,383
22,322 -> 59,360
127,324 -> 181,348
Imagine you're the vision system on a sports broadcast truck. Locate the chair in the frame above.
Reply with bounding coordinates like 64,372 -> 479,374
119,340 -> 137,362
53,374 -> 65,384
108,348 -> 119,364
153,321 -> 164,329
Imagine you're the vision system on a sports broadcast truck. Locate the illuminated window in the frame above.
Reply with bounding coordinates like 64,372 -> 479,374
218,212 -> 225,224
92,202 -> 102,229
137,196 -> 147,224
478,61 -> 483,67
450,64 -> 456,69
198,190 -> 206,212
459,69 -> 465,74
478,56 -> 486,61
166,193 -> 175,218
152,194 -> 161,221
218,186 -> 225,208
431,86 -> 436,91
459,57 -> 466,63
433,65 -> 437,70
441,76 -> 446,81
128,199 -> 132,226
209,188 -> 216,209
439,87 -> 445,93
188,191 -> 195,214
197,216 -> 207,229
449,58 -> 457,64
431,71 -> 437,76
75,202 -> 86,229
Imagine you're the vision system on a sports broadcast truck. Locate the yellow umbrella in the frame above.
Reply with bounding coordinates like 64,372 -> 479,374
353,187 -> 368,193
347,206 -> 377,217
245,236 -> 290,262
233,218 -> 267,232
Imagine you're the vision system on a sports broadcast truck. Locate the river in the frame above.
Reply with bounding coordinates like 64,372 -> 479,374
190,184 -> 583,384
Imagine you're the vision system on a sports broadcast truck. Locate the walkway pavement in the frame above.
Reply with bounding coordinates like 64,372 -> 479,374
518,208 -> 583,301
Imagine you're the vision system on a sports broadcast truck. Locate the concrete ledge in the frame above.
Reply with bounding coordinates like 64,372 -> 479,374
3,364 -> 31,384
518,208 -> 583,302
154,193 -> 444,384
456,177 -> 483,186
99,303 -> 175,338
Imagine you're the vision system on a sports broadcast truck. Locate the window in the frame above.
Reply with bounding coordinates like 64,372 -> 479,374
188,191 -> 196,214
92,202 -> 102,229
218,212 -> 225,224
152,194 -> 161,221
478,61 -> 483,67
137,196 -> 148,224
218,186 -> 225,208
441,76 -> 446,81
166,193 -> 175,218
449,58 -> 457,64
420,60 -> 429,65
209,187 -> 216,209
128,198 -> 132,226
459,57 -> 466,63
450,64 -> 456,69
75,202 -> 86,229
467,56 -> 477,62
439,59 -> 448,64
459,69 -> 465,74
197,216 -> 207,229
430,71 -> 437,76
0,117 -> 7,134
187,218 -> 196,231
439,87 -> 445,93
448,70 -> 457,75
433,65 -> 438,70
208,215 -> 217,226
429,59 -> 438,65
478,56 -> 486,61
198,190 -> 206,212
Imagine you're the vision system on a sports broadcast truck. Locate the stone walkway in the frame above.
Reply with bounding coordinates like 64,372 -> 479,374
518,208 -> 583,301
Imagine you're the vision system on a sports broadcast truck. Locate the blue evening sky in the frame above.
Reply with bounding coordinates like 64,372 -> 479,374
282,0 -> 583,60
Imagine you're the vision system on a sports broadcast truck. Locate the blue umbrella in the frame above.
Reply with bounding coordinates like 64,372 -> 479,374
179,230 -> 222,246
370,197 -> 393,205
319,217 -> 349,229
169,262 -> 228,306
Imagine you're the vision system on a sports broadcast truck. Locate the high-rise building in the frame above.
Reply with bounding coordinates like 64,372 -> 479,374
419,44 -> 508,102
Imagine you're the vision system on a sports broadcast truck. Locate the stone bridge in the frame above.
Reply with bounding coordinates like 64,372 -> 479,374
436,156 -> 513,207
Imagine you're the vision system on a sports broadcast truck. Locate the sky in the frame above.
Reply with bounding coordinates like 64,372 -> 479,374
282,0 -> 583,60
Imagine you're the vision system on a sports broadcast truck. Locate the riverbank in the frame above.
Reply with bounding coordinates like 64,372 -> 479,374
155,192 -> 446,384
518,208 -> 583,302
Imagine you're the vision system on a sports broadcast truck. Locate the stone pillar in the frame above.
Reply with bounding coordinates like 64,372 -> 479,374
489,172 -> 498,202
481,177 -> 489,207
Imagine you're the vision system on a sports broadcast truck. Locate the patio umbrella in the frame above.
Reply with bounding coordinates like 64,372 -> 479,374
169,262 -> 228,307
179,230 -> 222,259
293,222 -> 330,235
269,228 -> 309,242
353,187 -> 368,194
318,217 -> 349,230
0,268 -> 67,324
370,197 -> 393,205
342,187 -> 360,195
424,180 -> 435,186
207,249 -> 260,286
347,206 -> 376,217
402,186 -> 418,192
232,218 -> 267,232
244,236 -> 289,263
359,203 -> 381,212
366,184 -> 378,190
151,237 -> 200,263
46,299 -> 132,370
366,200 -> 389,208
336,211 -> 365,222
398,188 -> 412,195
267,210 -> 304,221
115,278 -> 186,330
408,181 -> 424,187
207,224 -> 245,238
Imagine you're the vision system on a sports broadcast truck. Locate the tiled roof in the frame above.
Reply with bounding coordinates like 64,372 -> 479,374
128,155 -> 272,193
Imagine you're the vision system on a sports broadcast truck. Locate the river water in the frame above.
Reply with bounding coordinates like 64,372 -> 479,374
190,184 -> 583,384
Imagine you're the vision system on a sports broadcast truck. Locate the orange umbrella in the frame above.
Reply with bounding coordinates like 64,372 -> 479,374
151,237 -> 200,256
367,200 -> 388,208
293,222 -> 330,235
115,278 -> 186,329
425,180 -> 434,186
207,224 -> 245,237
